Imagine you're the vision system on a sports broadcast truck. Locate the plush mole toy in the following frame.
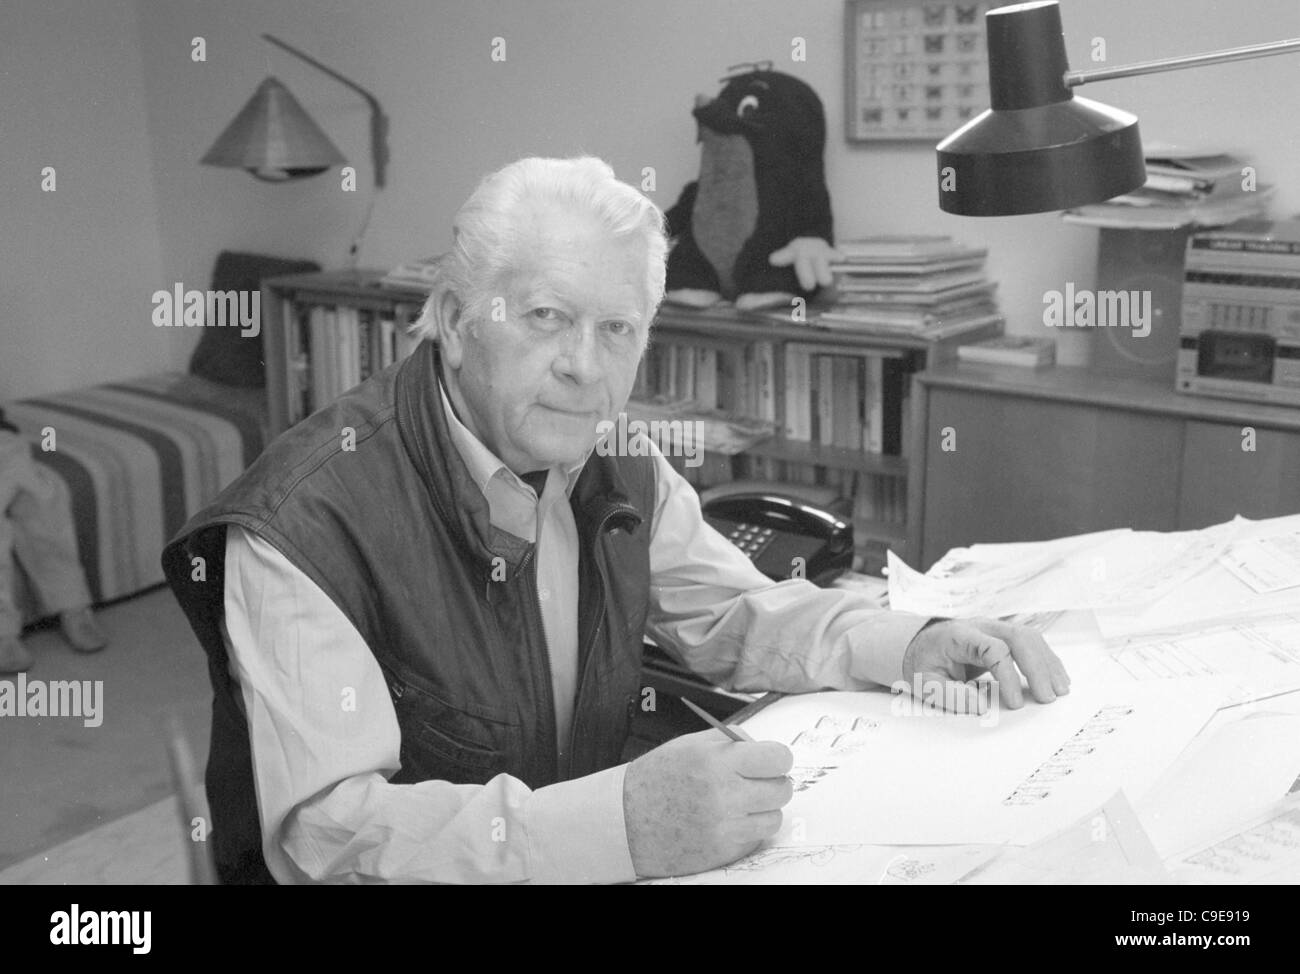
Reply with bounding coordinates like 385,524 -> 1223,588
665,65 -> 838,311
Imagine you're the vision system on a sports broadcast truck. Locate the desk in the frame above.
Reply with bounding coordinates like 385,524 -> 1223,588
909,362 -> 1300,570
646,517 -> 1300,885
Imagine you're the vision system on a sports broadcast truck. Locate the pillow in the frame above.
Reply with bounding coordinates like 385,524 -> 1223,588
188,251 -> 321,388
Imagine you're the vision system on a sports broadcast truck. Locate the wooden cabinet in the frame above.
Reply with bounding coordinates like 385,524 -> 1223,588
910,362 -> 1300,570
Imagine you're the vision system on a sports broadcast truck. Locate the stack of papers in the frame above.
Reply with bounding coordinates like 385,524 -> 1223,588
645,513 -> 1300,884
1062,143 -> 1274,229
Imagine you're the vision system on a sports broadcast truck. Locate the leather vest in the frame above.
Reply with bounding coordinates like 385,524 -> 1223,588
162,342 -> 656,883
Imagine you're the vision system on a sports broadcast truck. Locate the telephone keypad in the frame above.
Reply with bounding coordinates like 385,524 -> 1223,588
726,522 -> 776,560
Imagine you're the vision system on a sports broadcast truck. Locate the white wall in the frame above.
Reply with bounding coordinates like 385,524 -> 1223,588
0,0 -> 167,400
6,0 -> 1298,399
124,0 -> 1300,368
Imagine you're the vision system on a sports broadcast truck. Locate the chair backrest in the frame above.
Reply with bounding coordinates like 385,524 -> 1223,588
164,716 -> 219,885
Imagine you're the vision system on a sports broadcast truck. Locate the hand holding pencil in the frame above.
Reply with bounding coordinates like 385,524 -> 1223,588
621,696 -> 793,878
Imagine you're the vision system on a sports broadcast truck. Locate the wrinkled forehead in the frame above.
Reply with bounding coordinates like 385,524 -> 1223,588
498,202 -> 652,312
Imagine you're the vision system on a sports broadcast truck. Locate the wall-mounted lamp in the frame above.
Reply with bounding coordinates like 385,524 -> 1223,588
936,1 -> 1300,216
200,33 -> 389,189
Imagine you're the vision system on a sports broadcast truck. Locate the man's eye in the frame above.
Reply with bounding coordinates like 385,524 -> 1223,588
531,307 -> 560,321
605,320 -> 631,336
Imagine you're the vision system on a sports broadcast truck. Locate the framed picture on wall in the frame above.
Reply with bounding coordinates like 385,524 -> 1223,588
845,0 -> 991,142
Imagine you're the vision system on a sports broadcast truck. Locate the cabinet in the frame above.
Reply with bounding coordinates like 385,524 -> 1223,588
909,362 -> 1300,570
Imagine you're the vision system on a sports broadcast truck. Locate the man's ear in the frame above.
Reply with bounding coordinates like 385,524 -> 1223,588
432,289 -> 469,368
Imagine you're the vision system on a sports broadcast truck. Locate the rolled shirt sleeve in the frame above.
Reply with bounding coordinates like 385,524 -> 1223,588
221,526 -> 635,884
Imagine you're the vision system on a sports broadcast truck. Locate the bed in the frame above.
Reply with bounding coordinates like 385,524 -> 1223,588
5,372 -> 268,625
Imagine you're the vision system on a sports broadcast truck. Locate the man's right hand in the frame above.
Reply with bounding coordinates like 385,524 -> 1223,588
623,729 -> 795,878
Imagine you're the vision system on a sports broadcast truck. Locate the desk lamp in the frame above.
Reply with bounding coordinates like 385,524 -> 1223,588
937,1 -> 1300,216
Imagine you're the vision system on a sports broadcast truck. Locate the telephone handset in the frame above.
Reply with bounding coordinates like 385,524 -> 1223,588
701,492 -> 854,586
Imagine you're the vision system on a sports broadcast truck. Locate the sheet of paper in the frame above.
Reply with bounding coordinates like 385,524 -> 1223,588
889,522 -> 1239,618
737,677 -> 1224,847
961,791 -> 1171,884
1165,793 -> 1300,884
1096,612 -> 1300,704
1220,531 -> 1300,594
1134,711 -> 1300,858
886,530 -> 1124,617
637,843 -> 1000,886
1095,513 -> 1300,640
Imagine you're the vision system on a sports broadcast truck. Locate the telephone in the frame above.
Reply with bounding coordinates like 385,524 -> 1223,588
630,492 -> 856,746
701,492 -> 854,586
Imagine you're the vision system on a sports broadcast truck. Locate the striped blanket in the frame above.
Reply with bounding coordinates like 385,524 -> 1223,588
5,373 -> 267,623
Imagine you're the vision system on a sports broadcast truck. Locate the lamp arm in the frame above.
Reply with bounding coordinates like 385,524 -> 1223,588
261,33 -> 388,188
1065,36 -> 1300,87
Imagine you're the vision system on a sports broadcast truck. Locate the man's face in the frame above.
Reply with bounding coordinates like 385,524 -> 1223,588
449,202 -> 651,473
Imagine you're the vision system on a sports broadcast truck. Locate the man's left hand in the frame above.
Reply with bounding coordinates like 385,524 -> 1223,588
901,618 -> 1070,714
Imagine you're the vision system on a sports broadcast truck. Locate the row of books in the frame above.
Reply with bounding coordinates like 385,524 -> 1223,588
783,343 -> 908,455
817,235 -> 1004,339
634,337 -> 909,456
633,340 -> 777,425
1063,145 -> 1273,229
287,303 -> 421,424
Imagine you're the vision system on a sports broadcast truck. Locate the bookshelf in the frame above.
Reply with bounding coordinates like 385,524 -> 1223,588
647,303 -> 1000,571
261,269 -> 1001,572
261,269 -> 430,438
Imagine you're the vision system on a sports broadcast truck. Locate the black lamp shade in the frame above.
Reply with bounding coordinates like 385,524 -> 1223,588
201,76 -> 346,182
937,1 -> 1147,216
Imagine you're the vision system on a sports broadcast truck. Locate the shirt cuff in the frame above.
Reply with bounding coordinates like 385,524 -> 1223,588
528,763 -> 636,884
848,611 -> 936,689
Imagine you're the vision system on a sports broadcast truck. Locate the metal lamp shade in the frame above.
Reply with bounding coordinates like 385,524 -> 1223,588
200,76 -> 346,182
936,1 -> 1147,216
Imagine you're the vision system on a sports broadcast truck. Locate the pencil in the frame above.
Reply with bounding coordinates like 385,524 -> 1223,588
680,696 -> 754,742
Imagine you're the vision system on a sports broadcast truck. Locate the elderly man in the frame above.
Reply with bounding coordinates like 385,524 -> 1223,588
163,156 -> 1069,884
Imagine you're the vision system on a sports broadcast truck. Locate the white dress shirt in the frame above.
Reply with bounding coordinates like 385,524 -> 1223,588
221,388 -> 931,884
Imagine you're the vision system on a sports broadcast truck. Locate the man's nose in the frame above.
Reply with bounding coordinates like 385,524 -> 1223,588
555,324 -> 602,384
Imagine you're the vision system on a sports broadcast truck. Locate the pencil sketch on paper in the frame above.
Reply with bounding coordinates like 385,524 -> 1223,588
1180,805 -> 1300,877
722,844 -> 857,875
884,856 -> 938,882
789,715 -> 880,761
789,764 -> 834,792
1001,705 -> 1135,806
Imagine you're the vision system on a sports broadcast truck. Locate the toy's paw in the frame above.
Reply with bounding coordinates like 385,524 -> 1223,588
665,288 -> 723,308
768,237 -> 842,292
735,291 -> 796,312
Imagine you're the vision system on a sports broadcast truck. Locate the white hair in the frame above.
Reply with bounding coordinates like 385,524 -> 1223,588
410,156 -> 667,341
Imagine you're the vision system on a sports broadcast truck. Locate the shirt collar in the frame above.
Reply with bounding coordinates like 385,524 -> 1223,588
437,370 -> 587,500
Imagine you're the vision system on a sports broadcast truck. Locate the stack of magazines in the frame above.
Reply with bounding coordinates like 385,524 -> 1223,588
819,236 -> 1003,338
1063,144 -> 1273,229
379,256 -> 440,291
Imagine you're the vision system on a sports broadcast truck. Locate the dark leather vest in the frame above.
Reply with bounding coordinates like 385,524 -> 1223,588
162,342 -> 656,883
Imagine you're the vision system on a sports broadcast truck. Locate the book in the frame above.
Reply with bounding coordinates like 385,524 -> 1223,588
958,335 -> 1057,368
380,256 -> 440,291
816,310 -> 1004,340
782,345 -> 811,441
829,281 -> 997,307
830,257 -> 987,277
1063,187 -> 1272,229
817,355 -> 835,447
817,299 -> 999,330
831,268 -> 990,293
835,236 -> 988,263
